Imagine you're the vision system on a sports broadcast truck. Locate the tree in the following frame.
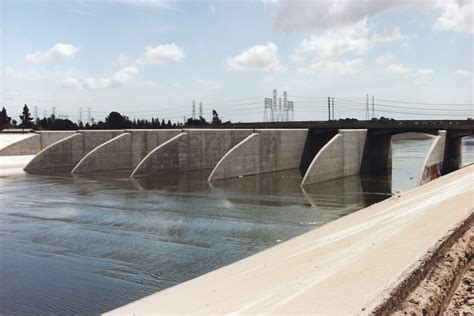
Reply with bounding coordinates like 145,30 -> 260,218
0,107 -> 12,130
212,110 -> 222,125
19,104 -> 34,128
105,111 -> 132,129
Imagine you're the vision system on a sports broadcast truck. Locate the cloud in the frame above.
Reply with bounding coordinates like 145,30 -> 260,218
299,58 -> 364,76
375,53 -> 393,64
455,69 -> 471,77
386,64 -> 434,84
371,26 -> 416,46
414,68 -> 434,84
63,66 -> 139,89
272,0 -> 472,34
273,0 -> 418,33
209,5 -> 216,14
25,43 -> 79,63
61,77 -> 83,89
434,0 -> 473,34
115,0 -> 173,9
197,79 -> 222,91
225,42 -> 283,72
136,43 -> 185,65
385,63 -> 412,75
1,66 -> 17,78
291,20 -> 370,62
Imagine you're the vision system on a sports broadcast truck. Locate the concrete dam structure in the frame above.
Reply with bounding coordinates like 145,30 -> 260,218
1,120 -> 470,186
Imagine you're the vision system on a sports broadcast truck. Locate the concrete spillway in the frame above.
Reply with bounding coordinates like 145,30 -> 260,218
8,128 -> 466,187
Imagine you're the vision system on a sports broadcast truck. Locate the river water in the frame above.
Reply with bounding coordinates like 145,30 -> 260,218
0,137 -> 472,314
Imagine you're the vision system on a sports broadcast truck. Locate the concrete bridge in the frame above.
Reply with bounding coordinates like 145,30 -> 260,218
1,119 -> 472,186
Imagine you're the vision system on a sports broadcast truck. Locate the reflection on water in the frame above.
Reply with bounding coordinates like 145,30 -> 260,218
0,136 -> 472,314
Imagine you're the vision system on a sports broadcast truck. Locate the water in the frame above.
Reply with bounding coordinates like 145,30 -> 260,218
0,137 -> 472,314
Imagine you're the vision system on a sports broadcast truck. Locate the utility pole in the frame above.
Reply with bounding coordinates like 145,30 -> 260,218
79,107 -> 82,124
331,97 -> 335,121
372,95 -> 375,119
366,94 -> 369,120
88,108 -> 91,124
328,97 -> 331,121
52,107 -> 56,118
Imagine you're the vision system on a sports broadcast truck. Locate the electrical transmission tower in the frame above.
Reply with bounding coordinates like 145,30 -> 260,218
199,101 -> 203,118
88,108 -> 91,124
366,94 -> 369,120
79,107 -> 82,124
264,98 -> 273,122
287,101 -> 294,121
332,97 -> 335,120
192,100 -> 196,119
372,95 -> 375,119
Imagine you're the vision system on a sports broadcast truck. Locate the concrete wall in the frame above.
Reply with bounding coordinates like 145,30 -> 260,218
208,129 -> 308,181
24,134 -> 84,172
419,131 -> 446,185
24,130 -> 123,173
0,134 -> 41,156
301,129 -> 367,186
71,130 -> 182,174
0,131 -> 75,156
131,129 -> 253,177
38,131 -> 76,149
72,133 -> 132,174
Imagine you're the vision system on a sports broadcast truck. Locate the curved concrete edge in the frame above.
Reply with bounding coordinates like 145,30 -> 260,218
24,133 -> 82,172
130,132 -> 188,178
71,133 -> 132,174
418,131 -> 446,186
207,133 -> 260,182
301,134 -> 343,187
0,134 -> 41,156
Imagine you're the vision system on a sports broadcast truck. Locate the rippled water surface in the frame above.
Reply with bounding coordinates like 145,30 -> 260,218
0,137 -> 472,314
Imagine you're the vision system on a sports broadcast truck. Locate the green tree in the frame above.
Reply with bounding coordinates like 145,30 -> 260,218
212,110 -> 222,125
0,107 -> 12,130
19,104 -> 34,128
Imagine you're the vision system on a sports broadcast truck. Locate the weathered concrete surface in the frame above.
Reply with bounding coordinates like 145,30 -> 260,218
131,129 -> 252,177
301,129 -> 367,186
37,131 -> 76,149
419,131 -> 446,185
72,133 -> 132,174
0,131 -> 75,156
71,130 -> 182,174
129,129 -> 182,167
24,134 -> 83,172
208,133 -> 260,181
0,134 -> 41,156
107,165 -> 474,315
208,129 -> 308,181
24,130 -> 123,173
131,133 -> 188,177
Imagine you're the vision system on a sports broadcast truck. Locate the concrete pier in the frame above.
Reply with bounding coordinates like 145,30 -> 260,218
107,165 -> 474,315
0,131 -> 74,156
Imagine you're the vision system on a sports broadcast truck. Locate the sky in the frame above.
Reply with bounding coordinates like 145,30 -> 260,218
1,0 -> 473,123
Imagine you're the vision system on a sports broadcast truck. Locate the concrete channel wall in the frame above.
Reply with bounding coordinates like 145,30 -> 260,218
301,129 -> 367,186
24,130 -> 123,173
131,129 -> 253,177
71,129 -> 182,174
208,129 -> 309,181
419,131 -> 446,185
0,131 -> 75,156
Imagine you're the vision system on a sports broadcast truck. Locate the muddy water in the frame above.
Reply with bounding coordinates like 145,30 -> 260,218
0,137 -> 472,314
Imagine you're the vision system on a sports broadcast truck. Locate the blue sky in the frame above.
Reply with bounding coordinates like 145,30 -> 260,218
1,0 -> 473,123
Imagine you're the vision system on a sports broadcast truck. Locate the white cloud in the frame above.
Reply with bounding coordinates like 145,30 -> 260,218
434,0 -> 473,34
61,77 -> 83,89
414,68 -> 434,84
136,43 -> 185,65
299,58 -> 364,76
115,0 -> 172,9
292,21 -> 370,61
375,53 -> 393,64
63,66 -> 139,89
386,63 -> 412,75
273,0 -> 419,33
25,43 -> 79,63
225,42 -> 283,72
197,79 -> 222,91
1,66 -> 17,78
371,26 -> 416,46
209,5 -> 216,14
455,69 -> 471,77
